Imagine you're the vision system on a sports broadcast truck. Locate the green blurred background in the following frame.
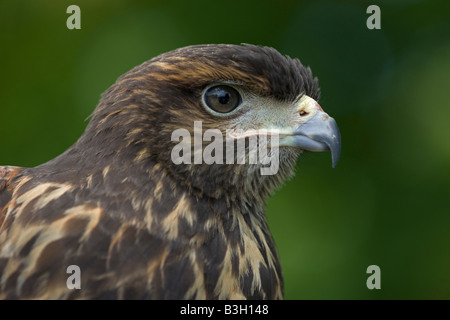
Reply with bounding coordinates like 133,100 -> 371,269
0,0 -> 449,299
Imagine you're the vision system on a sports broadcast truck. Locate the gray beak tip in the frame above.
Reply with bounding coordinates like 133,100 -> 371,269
291,111 -> 342,168
329,120 -> 341,168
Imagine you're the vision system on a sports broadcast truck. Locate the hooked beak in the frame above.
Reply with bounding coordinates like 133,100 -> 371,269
280,96 -> 341,168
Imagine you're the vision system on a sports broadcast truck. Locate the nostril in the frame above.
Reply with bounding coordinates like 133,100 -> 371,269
299,110 -> 309,117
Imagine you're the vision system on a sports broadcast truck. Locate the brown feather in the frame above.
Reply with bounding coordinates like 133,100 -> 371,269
0,44 -> 321,299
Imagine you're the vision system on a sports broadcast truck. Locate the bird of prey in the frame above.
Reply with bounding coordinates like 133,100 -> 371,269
0,44 -> 340,299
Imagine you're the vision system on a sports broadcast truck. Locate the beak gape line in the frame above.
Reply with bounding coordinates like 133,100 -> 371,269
171,121 -> 280,176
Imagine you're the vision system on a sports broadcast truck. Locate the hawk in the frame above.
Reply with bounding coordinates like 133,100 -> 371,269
0,44 -> 340,299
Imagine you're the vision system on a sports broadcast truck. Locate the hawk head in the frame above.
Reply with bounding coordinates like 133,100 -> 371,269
0,44 -> 341,300
78,44 -> 340,206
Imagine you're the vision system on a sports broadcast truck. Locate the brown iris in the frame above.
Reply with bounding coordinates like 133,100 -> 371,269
203,85 -> 242,113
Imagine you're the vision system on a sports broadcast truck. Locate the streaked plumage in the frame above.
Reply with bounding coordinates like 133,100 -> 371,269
0,44 -> 340,299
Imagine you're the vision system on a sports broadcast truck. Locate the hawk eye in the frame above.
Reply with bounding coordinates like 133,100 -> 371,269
203,85 -> 242,114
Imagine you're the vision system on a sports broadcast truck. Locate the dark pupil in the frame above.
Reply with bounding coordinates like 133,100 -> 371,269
218,92 -> 230,104
204,85 -> 241,113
